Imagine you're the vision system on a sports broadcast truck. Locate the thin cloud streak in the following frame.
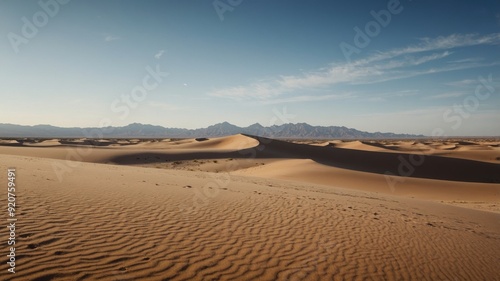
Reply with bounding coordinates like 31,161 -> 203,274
259,93 -> 355,105
426,92 -> 467,99
209,33 -> 500,101
355,33 -> 500,66
104,35 -> 120,42
154,50 -> 165,59
446,79 -> 479,87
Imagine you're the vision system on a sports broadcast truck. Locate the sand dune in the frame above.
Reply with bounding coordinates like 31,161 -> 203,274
329,140 -> 393,152
24,139 -> 62,147
0,135 -> 498,198
0,154 -> 499,280
234,158 -> 499,202
0,135 -> 499,192
176,134 -> 260,150
0,135 -> 499,280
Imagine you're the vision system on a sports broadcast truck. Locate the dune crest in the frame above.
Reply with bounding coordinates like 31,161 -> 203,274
175,134 -> 260,150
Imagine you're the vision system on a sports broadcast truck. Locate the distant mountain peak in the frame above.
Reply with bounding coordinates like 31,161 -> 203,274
247,123 -> 264,128
0,122 -> 424,139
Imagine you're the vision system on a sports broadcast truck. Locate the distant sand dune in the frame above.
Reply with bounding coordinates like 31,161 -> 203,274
1,134 -> 498,185
234,158 -> 499,201
85,137 -> 498,185
329,140 -> 393,152
175,134 -> 260,150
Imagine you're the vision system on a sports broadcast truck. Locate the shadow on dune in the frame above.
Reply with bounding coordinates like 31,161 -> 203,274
351,141 -> 420,152
0,142 -> 24,147
109,134 -> 500,184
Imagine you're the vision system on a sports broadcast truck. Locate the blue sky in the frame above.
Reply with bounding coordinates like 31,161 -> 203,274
1,0 -> 499,136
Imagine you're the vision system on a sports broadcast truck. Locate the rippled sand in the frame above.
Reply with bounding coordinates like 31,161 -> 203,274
0,135 -> 499,280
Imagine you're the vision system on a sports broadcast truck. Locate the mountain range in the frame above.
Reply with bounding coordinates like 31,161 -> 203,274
0,122 -> 424,139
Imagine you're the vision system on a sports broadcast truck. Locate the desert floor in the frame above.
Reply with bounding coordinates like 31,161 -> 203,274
0,134 -> 499,280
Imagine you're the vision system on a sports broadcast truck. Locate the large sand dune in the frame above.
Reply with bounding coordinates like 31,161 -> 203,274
0,135 -> 499,280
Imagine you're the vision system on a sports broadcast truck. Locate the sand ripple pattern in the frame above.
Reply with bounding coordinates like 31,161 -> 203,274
0,156 -> 499,280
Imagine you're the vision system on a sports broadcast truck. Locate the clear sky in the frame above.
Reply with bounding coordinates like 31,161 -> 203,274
1,0 -> 499,136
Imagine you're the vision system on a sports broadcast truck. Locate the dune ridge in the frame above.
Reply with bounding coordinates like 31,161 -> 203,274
0,134 -> 499,280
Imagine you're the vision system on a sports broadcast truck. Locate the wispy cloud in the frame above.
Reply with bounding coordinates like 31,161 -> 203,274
352,60 -> 499,86
426,92 -> 466,99
154,50 -> 165,59
209,33 -> 500,101
360,90 -> 419,102
260,93 -> 355,105
445,79 -> 478,87
355,33 -> 500,65
104,35 -> 120,42
387,90 -> 419,97
447,58 -> 483,64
